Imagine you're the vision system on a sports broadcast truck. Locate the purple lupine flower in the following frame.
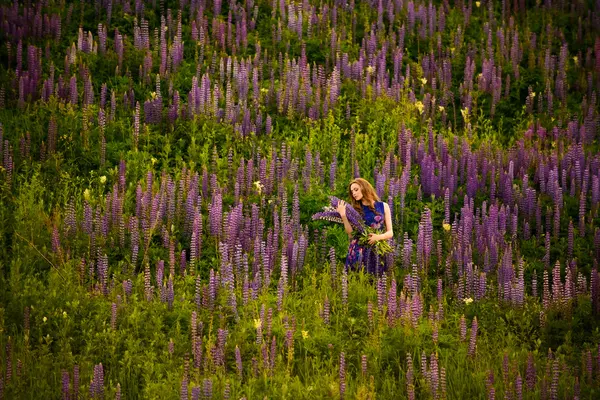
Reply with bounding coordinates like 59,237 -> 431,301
342,269 -> 348,308
167,276 -> 174,309
550,359 -> 559,400
266,308 -> 273,340
73,365 -> 79,399
586,349 -> 593,381
330,155 -> 337,190
51,225 -> 61,255
568,220 -> 574,259
330,196 -> 365,232
93,363 -> 104,398
277,276 -> 285,312
377,276 -> 386,312
269,335 -> 277,371
180,376 -> 189,400
311,210 -> 345,224
387,279 -> 397,326
285,329 -> 294,362
339,352 -> 346,399
329,247 -> 337,287
579,192 -> 586,237
407,353 -> 415,400
323,295 -> 330,325
111,302 -> 117,330
430,353 -> 439,398
144,263 -> 153,301
468,317 -> 478,357
62,370 -> 69,400
460,314 -> 467,341
235,345 -> 243,377
515,373 -> 523,400
361,354 -> 367,377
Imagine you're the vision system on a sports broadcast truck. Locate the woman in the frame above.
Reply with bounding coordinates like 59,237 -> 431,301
336,178 -> 393,274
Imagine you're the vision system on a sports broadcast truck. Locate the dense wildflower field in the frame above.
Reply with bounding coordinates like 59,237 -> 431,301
0,0 -> 599,398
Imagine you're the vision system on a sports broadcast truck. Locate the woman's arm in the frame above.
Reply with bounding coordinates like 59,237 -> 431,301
368,202 -> 394,244
336,200 -> 354,236
380,202 -> 394,239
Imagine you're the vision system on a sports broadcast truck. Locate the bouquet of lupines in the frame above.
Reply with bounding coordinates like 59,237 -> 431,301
312,197 -> 392,256
357,226 -> 394,256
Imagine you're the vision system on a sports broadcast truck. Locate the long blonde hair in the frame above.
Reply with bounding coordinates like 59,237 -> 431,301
348,178 -> 380,215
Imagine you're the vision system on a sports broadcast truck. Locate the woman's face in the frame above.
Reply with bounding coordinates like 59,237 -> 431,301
350,183 -> 363,202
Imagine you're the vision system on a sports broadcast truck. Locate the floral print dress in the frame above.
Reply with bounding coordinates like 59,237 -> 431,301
345,201 -> 388,275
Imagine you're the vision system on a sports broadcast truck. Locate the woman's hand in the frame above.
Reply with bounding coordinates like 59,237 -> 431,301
336,200 -> 347,218
367,233 -> 380,245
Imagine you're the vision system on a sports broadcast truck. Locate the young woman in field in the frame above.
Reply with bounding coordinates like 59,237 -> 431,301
336,178 -> 393,274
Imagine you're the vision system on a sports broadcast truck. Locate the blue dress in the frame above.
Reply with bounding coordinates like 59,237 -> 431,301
345,201 -> 388,275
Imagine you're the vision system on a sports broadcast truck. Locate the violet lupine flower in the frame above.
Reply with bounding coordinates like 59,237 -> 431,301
62,370 -> 69,400
144,263 -> 153,301
468,317 -> 478,357
122,279 -> 132,298
93,363 -> 104,399
270,335 -> 277,371
235,345 -> 243,377
419,351 -> 428,385
339,352 -> 346,399
311,209 -> 344,224
223,383 -> 231,400
266,308 -> 273,340
568,220 -> 574,259
330,155 -> 337,190
407,353 -> 415,400
167,276 -> 174,310
550,359 -> 559,400
277,277 -> 285,312
73,365 -> 79,398
329,247 -> 337,286
430,353 -> 439,398
388,279 -> 397,326
180,376 -> 189,400
323,295 -> 330,325
330,196 -> 365,232
374,277 -> 385,312
460,314 -> 467,341
361,354 -> 367,377
586,350 -> 593,381
285,329 -> 294,363
514,373 -> 522,400
51,225 -> 61,255
111,302 -> 117,330
342,269 -> 348,309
